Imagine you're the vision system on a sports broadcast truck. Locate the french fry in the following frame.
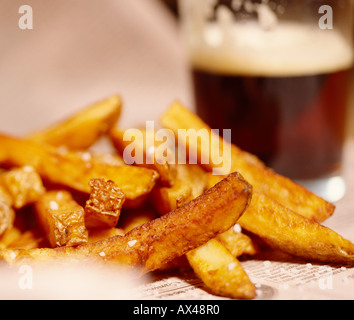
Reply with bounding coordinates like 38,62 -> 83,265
34,190 -> 88,248
207,173 -> 259,258
85,179 -> 126,229
238,192 -> 354,265
27,95 -> 122,150
206,170 -> 354,264
160,102 -> 335,223
0,166 -> 46,209
186,239 -> 256,300
109,127 -> 177,187
1,172 -> 253,273
151,164 -> 255,299
0,134 -> 159,208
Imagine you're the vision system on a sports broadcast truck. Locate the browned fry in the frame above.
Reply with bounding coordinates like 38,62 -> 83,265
34,190 -> 88,248
186,239 -> 256,300
160,102 -> 335,223
0,134 -> 159,208
109,127 -> 177,187
206,171 -> 354,264
27,95 -> 122,150
85,179 -> 126,229
207,173 -> 259,258
168,166 -> 256,299
1,172 -> 253,272
0,166 -> 46,209
238,192 -> 354,265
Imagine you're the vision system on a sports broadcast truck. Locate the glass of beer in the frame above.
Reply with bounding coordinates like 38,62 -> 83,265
178,0 -> 354,202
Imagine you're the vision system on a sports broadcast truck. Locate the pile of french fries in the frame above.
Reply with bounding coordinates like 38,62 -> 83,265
0,95 -> 354,300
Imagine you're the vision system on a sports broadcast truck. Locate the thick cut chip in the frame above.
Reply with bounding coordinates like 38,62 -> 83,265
160,102 -> 335,223
0,134 -> 159,208
110,127 -> 177,187
34,190 -> 88,248
27,95 -> 122,150
159,165 -> 256,297
0,166 -> 46,209
1,172 -> 252,272
186,239 -> 256,300
238,192 -> 354,265
85,179 -> 126,229
207,173 -> 259,258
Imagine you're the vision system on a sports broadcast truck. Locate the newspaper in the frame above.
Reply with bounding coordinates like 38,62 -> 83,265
133,139 -> 354,301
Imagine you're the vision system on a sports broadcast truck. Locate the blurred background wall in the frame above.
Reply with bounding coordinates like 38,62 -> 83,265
0,0 -> 192,136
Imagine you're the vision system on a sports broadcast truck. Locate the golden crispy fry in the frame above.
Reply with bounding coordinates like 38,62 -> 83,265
88,228 -> 125,243
0,166 -> 46,209
85,179 -> 126,229
0,134 -> 159,208
207,173 -> 259,257
160,102 -> 335,223
118,208 -> 158,233
187,239 -> 256,300
34,190 -> 88,248
110,127 -> 177,187
167,165 -> 256,298
238,192 -> 354,265
151,164 -> 207,215
27,95 -> 122,150
1,172 -> 253,272
217,227 -> 259,258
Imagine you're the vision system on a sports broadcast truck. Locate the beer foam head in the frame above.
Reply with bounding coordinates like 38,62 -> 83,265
189,22 -> 353,76
182,1 -> 353,76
